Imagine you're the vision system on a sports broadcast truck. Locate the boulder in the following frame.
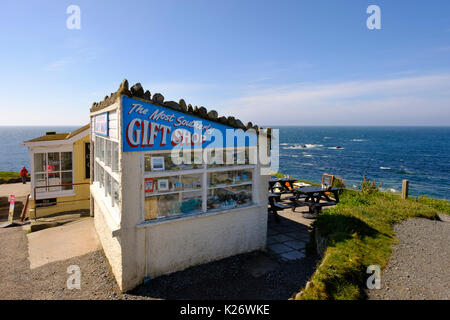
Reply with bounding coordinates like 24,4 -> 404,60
207,110 -> 218,120
227,116 -> 237,127
152,93 -> 164,104
179,99 -> 187,111
218,116 -> 228,124
187,104 -> 193,113
198,106 -> 207,117
143,90 -> 151,100
130,83 -> 144,97
235,119 -> 246,130
119,79 -> 129,91
164,101 -> 181,111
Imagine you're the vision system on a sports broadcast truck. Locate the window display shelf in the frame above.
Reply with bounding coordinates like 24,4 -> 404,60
145,189 -> 203,197
145,190 -> 180,197
208,182 -> 252,190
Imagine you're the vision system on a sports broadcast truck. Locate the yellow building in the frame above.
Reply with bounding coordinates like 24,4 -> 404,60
23,124 -> 91,218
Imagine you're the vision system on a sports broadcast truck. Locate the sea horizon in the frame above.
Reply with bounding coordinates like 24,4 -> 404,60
0,125 -> 449,200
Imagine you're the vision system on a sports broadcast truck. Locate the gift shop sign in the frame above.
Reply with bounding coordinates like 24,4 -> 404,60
121,96 -> 256,152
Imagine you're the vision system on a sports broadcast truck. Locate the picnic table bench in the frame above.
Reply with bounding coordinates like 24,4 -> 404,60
268,192 -> 292,222
291,186 -> 340,218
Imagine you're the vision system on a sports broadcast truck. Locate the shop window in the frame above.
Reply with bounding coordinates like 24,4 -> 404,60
35,173 -> 47,193
112,142 -> 119,173
61,152 -> 72,170
105,173 -> 111,198
207,147 -> 251,168
94,135 -> 120,214
33,152 -> 73,194
143,148 -> 255,221
61,172 -> 73,191
34,153 -> 46,172
95,135 -> 119,173
105,140 -> 112,167
144,151 -> 202,172
207,185 -> 252,211
207,169 -> 253,211
48,152 -> 60,172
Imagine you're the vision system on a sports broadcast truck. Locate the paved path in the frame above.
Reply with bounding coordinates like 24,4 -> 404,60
367,218 -> 450,300
0,182 -> 30,198
0,222 -> 127,300
267,205 -> 314,261
27,217 -> 101,269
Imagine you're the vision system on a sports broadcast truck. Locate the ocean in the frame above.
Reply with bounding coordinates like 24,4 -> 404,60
274,126 -> 450,200
0,126 -> 449,199
0,126 -> 79,174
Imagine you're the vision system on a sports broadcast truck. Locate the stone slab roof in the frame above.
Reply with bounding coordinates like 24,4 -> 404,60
90,79 -> 261,132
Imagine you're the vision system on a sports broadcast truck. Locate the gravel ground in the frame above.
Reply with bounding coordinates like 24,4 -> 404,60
0,224 -> 318,300
0,225 -> 138,300
367,218 -> 450,300
0,226 -> 33,299
128,251 -> 318,300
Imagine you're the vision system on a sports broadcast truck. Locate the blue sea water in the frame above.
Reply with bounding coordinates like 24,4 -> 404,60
0,126 -> 78,173
274,126 -> 450,200
0,126 -> 449,199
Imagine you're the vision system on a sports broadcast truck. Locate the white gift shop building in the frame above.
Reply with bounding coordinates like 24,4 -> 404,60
90,80 -> 270,291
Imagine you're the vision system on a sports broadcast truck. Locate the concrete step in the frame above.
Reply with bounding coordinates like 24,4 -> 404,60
30,211 -> 90,233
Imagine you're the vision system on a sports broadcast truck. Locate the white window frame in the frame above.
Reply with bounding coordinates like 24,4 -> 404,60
30,146 -> 75,200
93,134 -> 121,221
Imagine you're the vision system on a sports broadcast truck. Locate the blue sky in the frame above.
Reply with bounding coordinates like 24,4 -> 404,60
0,0 -> 449,126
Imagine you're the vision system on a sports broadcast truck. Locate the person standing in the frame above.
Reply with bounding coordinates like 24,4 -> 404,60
20,166 -> 28,184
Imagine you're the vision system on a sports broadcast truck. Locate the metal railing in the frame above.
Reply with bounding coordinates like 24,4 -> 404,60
33,182 -> 90,220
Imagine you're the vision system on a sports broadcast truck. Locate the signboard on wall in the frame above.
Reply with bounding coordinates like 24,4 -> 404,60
85,142 -> 90,179
94,112 -> 109,136
121,96 -> 257,152
35,198 -> 57,208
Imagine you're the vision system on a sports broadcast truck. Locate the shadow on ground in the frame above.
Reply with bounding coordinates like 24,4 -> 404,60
127,215 -> 319,300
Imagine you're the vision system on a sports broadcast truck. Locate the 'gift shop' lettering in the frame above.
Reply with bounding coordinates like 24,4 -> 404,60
126,119 -> 208,148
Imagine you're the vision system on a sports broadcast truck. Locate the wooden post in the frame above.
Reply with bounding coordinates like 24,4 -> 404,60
402,180 -> 409,199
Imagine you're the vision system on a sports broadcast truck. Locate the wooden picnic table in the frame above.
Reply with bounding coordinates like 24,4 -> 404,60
291,186 -> 340,217
268,192 -> 292,223
268,177 -> 296,193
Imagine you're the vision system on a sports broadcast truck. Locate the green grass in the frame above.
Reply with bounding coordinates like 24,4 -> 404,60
297,190 -> 450,300
0,171 -> 20,182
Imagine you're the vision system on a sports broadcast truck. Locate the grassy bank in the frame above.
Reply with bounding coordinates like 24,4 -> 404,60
297,189 -> 450,300
0,171 -> 20,183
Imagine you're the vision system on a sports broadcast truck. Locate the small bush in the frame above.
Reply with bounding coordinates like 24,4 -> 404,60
332,176 -> 346,189
360,175 -> 382,195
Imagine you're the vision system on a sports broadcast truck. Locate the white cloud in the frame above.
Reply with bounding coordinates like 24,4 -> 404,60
44,47 -> 100,71
220,74 -> 450,126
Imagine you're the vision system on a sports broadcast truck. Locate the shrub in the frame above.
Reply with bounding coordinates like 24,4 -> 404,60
360,175 -> 382,195
332,176 -> 346,189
